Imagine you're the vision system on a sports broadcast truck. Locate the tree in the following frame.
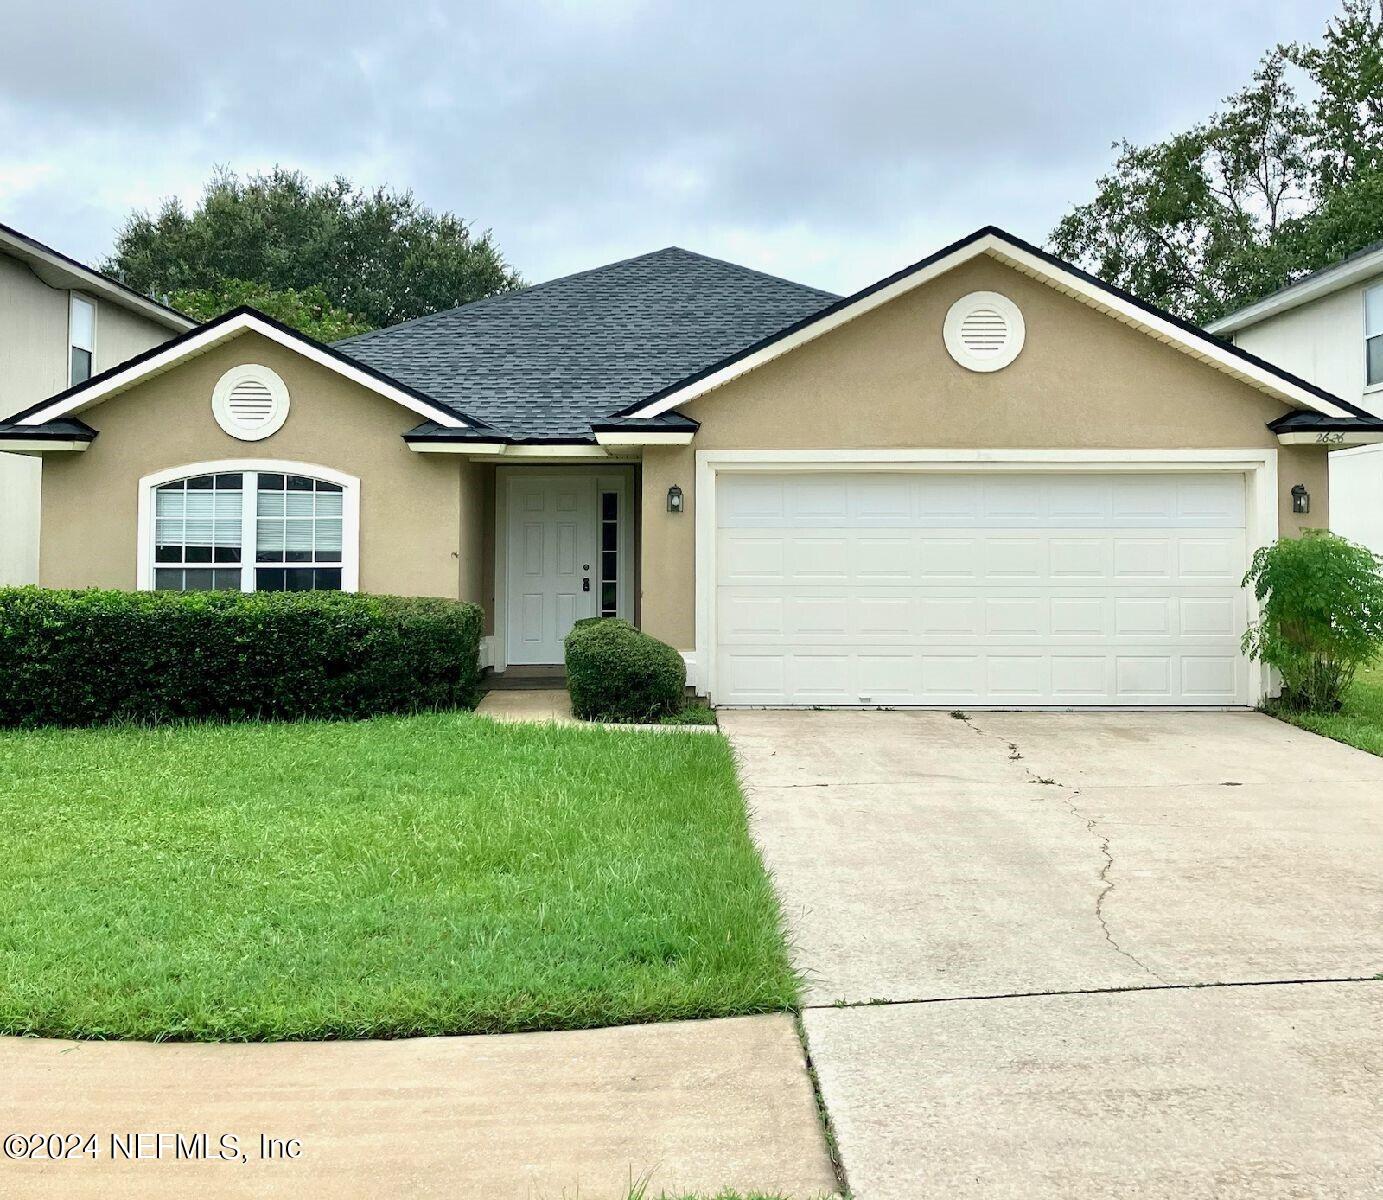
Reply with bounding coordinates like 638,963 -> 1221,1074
106,168 -> 521,334
166,280 -> 372,343
1052,0 -> 1383,323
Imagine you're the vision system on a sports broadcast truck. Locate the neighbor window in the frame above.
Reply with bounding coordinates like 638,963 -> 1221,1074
69,294 -> 95,385
151,469 -> 351,592
1367,285 -> 1383,387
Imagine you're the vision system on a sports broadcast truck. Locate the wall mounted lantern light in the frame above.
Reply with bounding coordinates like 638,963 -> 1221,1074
1291,483 -> 1310,515
667,484 -> 684,514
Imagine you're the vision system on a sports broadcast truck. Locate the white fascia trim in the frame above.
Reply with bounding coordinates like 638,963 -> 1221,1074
19,312 -> 467,430
1278,430 -> 1383,447
0,439 -> 89,454
693,448 -> 1279,708
594,430 -> 696,446
626,234 -> 1353,420
408,441 -> 510,455
1208,251 -> 1383,334
503,445 -> 612,458
0,227 -> 194,333
135,459 -> 361,593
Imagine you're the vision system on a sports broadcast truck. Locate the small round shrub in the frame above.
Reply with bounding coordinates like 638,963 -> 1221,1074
1241,530 -> 1383,712
564,618 -> 686,722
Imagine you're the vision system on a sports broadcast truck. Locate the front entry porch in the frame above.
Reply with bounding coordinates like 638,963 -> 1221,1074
493,465 -> 638,669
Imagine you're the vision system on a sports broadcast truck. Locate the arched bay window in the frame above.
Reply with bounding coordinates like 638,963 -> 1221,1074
137,461 -> 360,592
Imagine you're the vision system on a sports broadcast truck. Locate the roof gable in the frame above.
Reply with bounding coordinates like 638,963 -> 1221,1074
11,307 -> 476,432
616,227 -> 1368,422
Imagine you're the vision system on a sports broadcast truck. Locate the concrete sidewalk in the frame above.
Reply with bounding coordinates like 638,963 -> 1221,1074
0,1014 -> 837,1200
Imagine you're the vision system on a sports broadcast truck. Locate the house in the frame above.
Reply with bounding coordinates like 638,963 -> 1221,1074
4,226 -> 1381,707
1207,241 -> 1383,556
0,221 -> 193,583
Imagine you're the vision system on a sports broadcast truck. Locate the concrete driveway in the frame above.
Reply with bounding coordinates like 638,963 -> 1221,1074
722,709 -> 1383,1198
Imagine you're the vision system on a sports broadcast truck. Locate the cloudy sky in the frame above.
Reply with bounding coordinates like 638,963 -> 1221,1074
0,0 -> 1340,295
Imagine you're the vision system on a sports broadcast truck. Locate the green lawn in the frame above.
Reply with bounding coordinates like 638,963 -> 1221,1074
1273,661 -> 1383,756
0,713 -> 797,1042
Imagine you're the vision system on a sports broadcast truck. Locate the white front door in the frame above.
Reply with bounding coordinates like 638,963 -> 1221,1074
505,474 -> 599,664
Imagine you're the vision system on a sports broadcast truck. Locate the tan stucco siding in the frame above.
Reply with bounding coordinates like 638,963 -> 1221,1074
39,331 -> 471,599
639,257 -> 1329,650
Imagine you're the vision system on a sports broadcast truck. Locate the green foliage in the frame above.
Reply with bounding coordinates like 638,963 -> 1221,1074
565,618 -> 687,723
166,279 -> 371,342
1274,661 -> 1383,756
105,166 -> 522,332
0,588 -> 482,727
1052,0 -> 1383,322
0,712 -> 797,1040
1241,532 -> 1383,712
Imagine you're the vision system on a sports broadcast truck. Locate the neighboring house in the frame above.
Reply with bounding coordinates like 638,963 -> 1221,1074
0,220 -> 193,583
1207,241 -> 1383,556
4,226 -> 1381,708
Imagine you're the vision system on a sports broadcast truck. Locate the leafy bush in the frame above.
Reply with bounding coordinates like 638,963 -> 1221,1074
564,618 -> 686,722
0,587 -> 483,727
1241,531 -> 1383,712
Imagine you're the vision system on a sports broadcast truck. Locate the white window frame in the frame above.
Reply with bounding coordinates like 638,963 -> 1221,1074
68,292 -> 96,387
1365,283 -> 1383,392
136,460 -> 360,593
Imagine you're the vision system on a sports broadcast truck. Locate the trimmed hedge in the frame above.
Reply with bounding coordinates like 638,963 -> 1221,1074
0,587 -> 483,728
564,618 -> 686,722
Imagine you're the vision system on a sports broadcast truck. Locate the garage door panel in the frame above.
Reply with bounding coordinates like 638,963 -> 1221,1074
714,472 -> 1251,706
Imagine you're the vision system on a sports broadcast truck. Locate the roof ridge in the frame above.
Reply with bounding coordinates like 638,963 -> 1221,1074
646,245 -> 840,301
334,246 -> 704,348
335,245 -> 835,349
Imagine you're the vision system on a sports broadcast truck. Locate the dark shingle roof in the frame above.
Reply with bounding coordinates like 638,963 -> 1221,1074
336,247 -> 837,439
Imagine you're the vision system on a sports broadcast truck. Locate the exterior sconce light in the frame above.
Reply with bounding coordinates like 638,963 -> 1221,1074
667,485 -> 684,514
1291,484 -> 1310,515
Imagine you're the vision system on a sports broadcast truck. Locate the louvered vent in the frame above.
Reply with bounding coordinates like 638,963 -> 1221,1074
212,365 -> 290,440
959,307 -> 1010,357
943,292 -> 1025,372
226,379 -> 276,428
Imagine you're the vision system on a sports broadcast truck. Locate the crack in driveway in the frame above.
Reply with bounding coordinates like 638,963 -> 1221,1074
954,712 -> 1166,984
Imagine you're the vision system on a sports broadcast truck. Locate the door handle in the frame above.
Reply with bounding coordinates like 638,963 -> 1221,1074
583,578 -> 590,592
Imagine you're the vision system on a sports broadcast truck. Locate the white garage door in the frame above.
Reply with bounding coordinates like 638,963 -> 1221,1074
714,471 -> 1251,707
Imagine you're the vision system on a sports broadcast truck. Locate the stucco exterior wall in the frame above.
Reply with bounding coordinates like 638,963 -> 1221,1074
38,331 -> 479,600
638,256 -> 1330,651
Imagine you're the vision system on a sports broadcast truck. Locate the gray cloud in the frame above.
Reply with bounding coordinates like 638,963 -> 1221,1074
0,0 -> 1336,294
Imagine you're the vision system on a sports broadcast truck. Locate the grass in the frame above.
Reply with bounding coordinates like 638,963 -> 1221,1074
658,703 -> 719,726
1270,661 -> 1383,756
0,712 -> 797,1042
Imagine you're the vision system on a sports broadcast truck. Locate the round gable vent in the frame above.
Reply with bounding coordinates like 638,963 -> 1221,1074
212,365 -> 290,441
943,291 -> 1025,372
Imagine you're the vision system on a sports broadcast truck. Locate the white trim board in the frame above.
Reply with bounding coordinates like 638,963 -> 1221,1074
693,448 -> 1279,708
20,311 -> 467,431
135,459 -> 361,593
622,232 -> 1355,421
